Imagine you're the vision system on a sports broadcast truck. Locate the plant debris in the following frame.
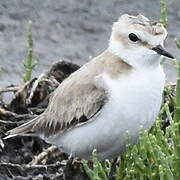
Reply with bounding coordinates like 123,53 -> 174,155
0,60 -> 89,180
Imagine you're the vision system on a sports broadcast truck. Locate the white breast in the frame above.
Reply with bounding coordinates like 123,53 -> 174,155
103,66 -> 165,129
93,65 -> 165,158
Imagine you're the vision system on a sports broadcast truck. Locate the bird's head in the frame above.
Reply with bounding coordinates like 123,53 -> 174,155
109,14 -> 174,69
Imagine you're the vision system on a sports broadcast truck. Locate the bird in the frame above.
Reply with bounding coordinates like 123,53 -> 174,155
6,14 -> 174,161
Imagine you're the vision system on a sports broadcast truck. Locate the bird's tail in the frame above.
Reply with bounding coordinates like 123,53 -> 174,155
4,117 -> 39,139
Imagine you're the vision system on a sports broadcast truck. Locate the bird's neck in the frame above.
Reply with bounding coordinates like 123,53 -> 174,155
108,40 -> 161,70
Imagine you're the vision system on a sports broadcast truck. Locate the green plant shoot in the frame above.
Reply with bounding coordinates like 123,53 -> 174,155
160,0 -> 168,25
23,20 -> 36,82
174,39 -> 180,122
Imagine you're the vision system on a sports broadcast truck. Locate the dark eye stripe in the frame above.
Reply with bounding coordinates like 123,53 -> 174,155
128,33 -> 140,42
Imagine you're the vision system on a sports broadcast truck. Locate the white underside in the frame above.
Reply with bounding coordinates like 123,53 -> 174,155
45,66 -> 165,160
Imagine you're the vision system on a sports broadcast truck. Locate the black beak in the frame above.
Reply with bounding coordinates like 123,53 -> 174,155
152,45 -> 174,59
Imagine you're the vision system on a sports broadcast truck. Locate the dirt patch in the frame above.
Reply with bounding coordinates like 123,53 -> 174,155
0,61 -> 89,180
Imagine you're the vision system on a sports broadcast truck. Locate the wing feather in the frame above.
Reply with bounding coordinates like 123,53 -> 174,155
37,80 -> 107,137
7,73 -> 107,138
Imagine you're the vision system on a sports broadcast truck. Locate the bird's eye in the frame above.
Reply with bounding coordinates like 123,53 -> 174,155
128,33 -> 140,42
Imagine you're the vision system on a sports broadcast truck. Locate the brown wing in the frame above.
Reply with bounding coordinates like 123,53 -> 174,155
7,72 -> 107,138
36,79 -> 107,137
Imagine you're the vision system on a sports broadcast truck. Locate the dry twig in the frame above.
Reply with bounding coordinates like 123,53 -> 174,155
29,145 -> 59,165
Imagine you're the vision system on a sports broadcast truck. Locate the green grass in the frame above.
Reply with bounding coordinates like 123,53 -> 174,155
160,0 -> 168,25
23,20 -> 37,82
174,39 -> 180,122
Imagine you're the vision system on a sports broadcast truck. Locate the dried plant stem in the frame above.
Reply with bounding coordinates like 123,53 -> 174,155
0,86 -> 21,94
29,145 -> 58,165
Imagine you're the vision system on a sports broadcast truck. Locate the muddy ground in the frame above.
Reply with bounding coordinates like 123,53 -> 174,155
0,0 -> 179,88
0,61 -> 90,180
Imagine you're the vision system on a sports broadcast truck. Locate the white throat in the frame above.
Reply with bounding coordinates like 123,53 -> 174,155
108,40 -> 161,70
